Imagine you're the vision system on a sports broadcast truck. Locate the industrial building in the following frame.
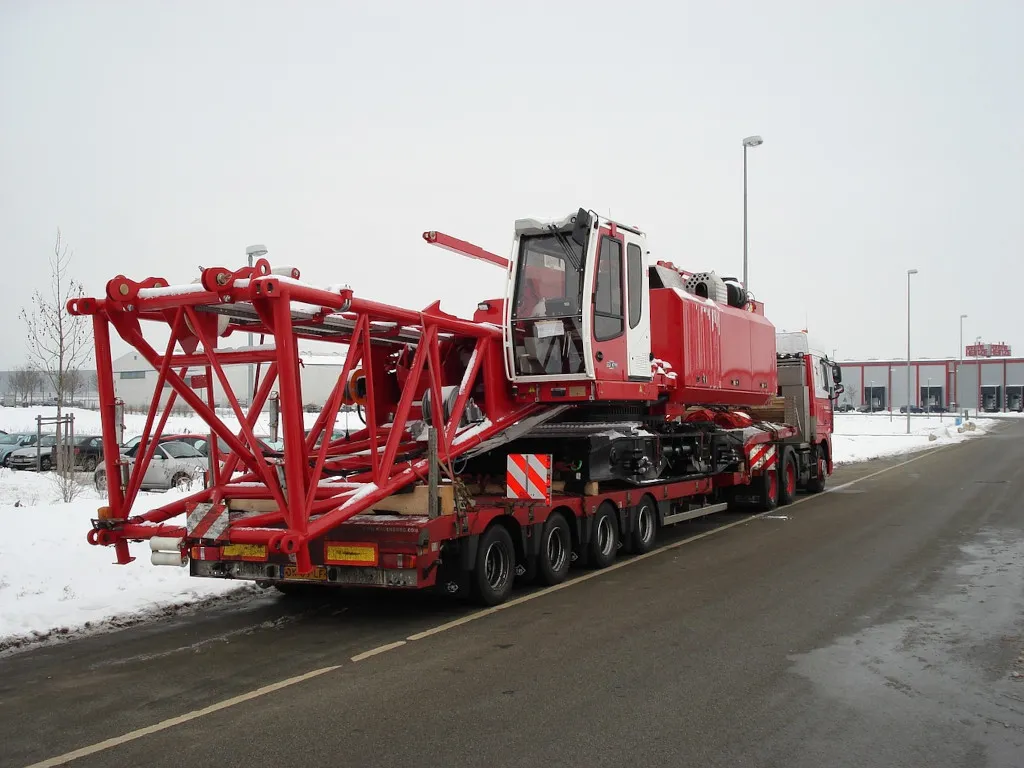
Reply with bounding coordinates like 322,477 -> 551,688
111,350 -> 347,410
837,354 -> 1024,413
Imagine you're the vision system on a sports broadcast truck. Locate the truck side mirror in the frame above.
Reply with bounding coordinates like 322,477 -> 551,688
832,364 -> 842,384
571,208 -> 590,248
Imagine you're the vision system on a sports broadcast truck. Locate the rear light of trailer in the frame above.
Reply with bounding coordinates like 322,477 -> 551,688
380,553 -> 418,569
190,546 -> 222,561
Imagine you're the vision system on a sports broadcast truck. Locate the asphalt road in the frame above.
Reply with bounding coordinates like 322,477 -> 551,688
2,423 -> 1023,768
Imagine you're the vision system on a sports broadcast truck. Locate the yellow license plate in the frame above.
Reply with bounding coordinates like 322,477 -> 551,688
325,543 -> 378,566
220,543 -> 268,560
283,565 -> 328,581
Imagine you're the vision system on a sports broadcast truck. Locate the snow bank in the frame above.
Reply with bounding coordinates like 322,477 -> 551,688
832,413 -> 995,465
0,469 -> 254,653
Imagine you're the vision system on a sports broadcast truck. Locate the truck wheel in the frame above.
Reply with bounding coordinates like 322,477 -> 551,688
536,512 -> 571,586
84,456 -> 97,472
628,495 -> 658,554
587,502 -> 619,569
778,448 -> 797,506
472,524 -> 516,606
758,469 -> 779,511
806,444 -> 827,493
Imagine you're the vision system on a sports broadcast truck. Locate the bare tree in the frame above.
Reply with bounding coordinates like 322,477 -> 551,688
64,368 -> 84,404
10,365 -> 39,403
19,229 -> 91,477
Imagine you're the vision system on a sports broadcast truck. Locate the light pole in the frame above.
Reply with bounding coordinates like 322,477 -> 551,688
958,313 -> 967,412
906,268 -> 918,434
742,135 -> 763,293
245,244 -> 268,406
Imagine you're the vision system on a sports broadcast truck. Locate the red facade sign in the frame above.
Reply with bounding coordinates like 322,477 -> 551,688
965,342 -> 1011,358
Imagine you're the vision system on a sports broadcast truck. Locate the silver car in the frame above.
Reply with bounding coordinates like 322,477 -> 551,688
7,435 -> 59,471
0,433 -> 39,467
94,440 -> 207,492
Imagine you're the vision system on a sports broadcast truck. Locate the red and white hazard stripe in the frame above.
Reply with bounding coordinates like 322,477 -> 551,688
186,502 -> 230,541
506,453 -> 552,502
747,443 -> 778,473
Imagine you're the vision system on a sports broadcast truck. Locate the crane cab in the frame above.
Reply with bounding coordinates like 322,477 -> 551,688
503,208 -> 652,388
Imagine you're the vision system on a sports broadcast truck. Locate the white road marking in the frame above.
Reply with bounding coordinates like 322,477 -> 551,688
21,446 -> 946,768
20,665 -> 341,768
350,640 -> 406,662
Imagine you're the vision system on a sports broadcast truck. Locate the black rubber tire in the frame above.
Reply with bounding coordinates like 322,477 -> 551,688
778,448 -> 797,506
95,469 -> 107,493
758,468 -> 779,511
536,512 -> 572,586
84,456 -> 97,472
628,495 -> 659,554
472,524 -> 516,606
587,502 -> 619,569
806,444 -> 827,493
40,456 -> 51,472
171,472 -> 191,492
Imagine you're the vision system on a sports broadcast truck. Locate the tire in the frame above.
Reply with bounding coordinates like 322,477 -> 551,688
171,472 -> 192,492
95,469 -> 107,493
472,524 -> 516,606
84,456 -> 97,472
778,448 -> 797,506
627,495 -> 658,554
536,512 -> 571,586
806,444 -> 827,493
40,456 -> 51,472
758,468 -> 779,511
587,502 -> 619,569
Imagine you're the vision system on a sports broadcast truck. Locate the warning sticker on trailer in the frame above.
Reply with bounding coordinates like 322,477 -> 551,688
506,453 -> 552,502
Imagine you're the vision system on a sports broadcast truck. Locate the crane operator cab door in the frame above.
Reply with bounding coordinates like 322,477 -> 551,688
504,208 -> 652,385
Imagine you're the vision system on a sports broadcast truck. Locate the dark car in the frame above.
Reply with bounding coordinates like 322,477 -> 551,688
73,435 -> 104,471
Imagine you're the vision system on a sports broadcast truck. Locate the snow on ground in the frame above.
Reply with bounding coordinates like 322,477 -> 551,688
832,412 -> 995,465
0,404 -> 1004,652
0,467 -> 260,652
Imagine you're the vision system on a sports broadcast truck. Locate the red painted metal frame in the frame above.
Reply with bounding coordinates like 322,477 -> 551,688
422,231 -> 509,270
69,260 -> 544,573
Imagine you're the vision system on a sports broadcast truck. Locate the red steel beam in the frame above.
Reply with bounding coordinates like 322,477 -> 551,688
422,231 -> 509,270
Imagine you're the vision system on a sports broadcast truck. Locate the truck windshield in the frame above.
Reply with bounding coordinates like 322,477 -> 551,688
509,232 -> 587,376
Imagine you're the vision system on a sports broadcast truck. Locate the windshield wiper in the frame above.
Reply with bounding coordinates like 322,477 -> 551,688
547,225 -> 582,272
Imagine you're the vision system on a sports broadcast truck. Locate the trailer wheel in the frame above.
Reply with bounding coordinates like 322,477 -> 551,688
806,444 -> 827,493
778,448 -> 797,506
628,495 -> 658,554
587,502 -> 619,569
758,469 -> 779,511
536,512 -> 571,586
472,524 -> 516,606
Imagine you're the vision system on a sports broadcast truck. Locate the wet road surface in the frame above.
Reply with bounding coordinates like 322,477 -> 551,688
2,422 -> 1023,768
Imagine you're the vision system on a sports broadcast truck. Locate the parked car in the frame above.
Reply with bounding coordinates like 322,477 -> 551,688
8,435 -> 60,471
0,433 -> 37,467
169,433 -> 278,458
94,439 -> 207,493
73,435 -> 104,471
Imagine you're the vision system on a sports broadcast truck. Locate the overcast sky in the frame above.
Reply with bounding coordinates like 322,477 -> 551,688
1,0 -> 1020,369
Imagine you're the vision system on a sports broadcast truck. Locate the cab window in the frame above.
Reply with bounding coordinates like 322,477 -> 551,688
594,236 -> 623,341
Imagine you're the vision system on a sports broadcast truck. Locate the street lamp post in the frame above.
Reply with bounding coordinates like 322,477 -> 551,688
906,268 -> 918,434
245,244 -> 268,406
742,135 -> 763,293
958,313 -> 967,413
